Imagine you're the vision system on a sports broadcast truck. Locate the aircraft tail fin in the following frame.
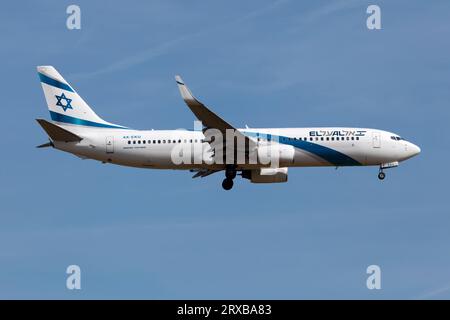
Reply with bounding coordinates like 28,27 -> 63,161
37,66 -> 127,129
36,119 -> 82,142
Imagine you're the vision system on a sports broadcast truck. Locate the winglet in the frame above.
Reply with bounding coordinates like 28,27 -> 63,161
175,75 -> 196,102
174,75 -> 244,132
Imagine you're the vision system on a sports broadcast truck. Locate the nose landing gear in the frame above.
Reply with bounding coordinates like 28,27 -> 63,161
377,162 -> 399,181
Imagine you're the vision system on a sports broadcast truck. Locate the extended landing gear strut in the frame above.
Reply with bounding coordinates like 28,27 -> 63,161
377,162 -> 399,181
222,165 -> 237,190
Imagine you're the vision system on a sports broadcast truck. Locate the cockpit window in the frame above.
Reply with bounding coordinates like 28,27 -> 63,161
391,136 -> 403,141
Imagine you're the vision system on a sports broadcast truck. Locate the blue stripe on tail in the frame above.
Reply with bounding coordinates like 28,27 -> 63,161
50,111 -> 128,129
38,73 -> 74,92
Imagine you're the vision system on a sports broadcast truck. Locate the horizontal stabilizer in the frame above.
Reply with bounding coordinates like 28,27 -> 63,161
36,141 -> 54,148
36,119 -> 82,142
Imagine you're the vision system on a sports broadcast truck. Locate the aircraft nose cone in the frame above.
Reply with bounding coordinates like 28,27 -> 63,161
410,143 -> 421,157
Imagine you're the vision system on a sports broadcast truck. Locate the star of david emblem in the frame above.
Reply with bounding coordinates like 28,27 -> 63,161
55,93 -> 73,112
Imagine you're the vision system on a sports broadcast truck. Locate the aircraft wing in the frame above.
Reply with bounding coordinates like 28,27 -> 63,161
175,76 -> 257,163
175,75 -> 235,131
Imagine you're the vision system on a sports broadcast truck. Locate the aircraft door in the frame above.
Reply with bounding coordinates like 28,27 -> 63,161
372,131 -> 381,148
106,136 -> 114,153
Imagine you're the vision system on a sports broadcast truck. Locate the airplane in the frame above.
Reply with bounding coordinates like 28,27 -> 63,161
36,66 -> 421,190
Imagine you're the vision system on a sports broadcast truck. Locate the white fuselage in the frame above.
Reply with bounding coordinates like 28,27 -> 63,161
53,124 -> 421,170
35,66 -> 421,188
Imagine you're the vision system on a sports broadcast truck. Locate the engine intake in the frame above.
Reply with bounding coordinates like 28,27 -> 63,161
242,167 -> 288,183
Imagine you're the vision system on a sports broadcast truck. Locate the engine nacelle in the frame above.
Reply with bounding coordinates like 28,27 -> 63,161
242,167 -> 288,183
257,144 -> 294,166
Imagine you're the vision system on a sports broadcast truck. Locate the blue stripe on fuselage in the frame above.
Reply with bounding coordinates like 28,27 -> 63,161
242,131 -> 361,166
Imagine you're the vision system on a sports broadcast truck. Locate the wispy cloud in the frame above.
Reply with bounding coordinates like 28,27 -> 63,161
300,0 -> 361,24
71,0 -> 290,80
415,283 -> 450,299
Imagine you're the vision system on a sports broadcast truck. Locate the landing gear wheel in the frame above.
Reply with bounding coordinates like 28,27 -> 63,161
378,172 -> 385,180
222,178 -> 234,190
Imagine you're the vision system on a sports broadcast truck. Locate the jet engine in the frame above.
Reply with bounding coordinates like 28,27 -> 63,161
242,167 -> 288,183
257,144 -> 294,166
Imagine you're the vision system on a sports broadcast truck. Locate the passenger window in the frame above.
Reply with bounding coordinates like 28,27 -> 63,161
190,139 -> 193,143
315,137 -> 318,141
310,137 -> 313,141
163,140 -> 166,143
346,137 -> 349,140
158,140 -> 161,144
331,137 -> 334,141
133,141 -> 136,144
128,141 -> 131,144
356,137 -> 360,140
321,137 -> 324,141
351,137 -> 354,140
326,137 -> 329,141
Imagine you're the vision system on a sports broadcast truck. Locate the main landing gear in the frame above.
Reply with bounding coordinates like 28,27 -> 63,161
222,178 -> 233,190
222,165 -> 237,190
378,170 -> 386,180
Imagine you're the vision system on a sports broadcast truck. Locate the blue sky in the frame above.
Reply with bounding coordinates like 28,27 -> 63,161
0,0 -> 448,299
